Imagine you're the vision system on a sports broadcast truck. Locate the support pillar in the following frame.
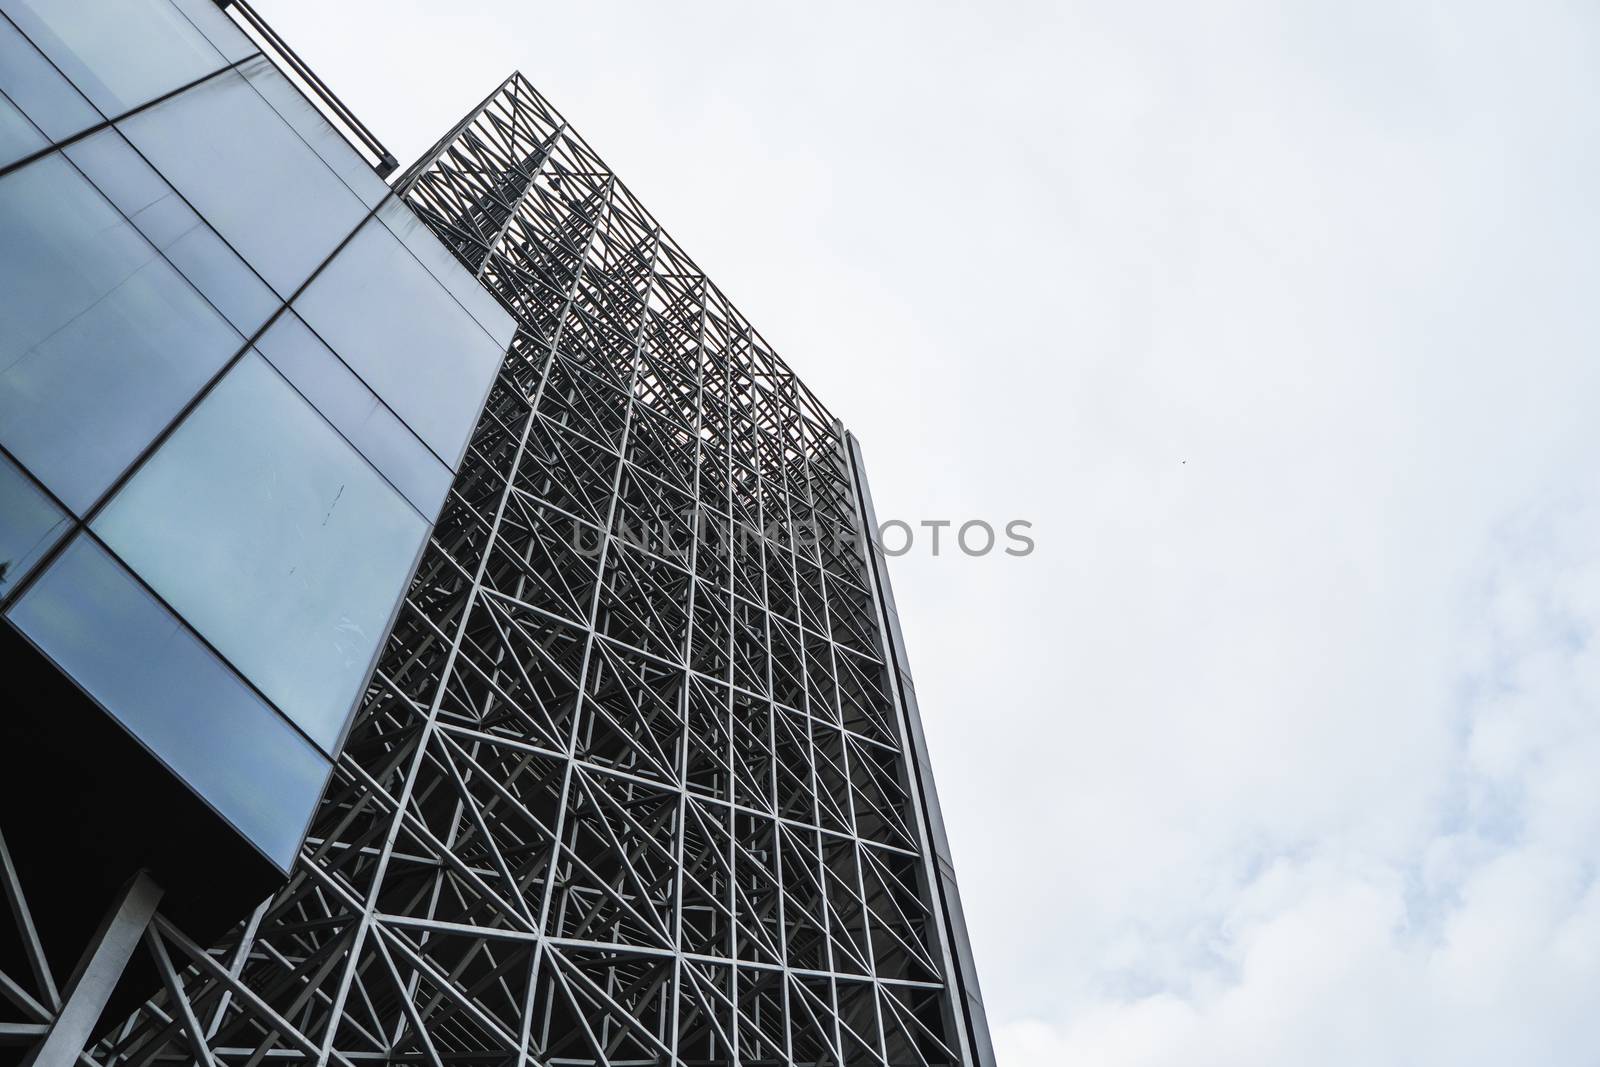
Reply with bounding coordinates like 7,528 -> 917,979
25,871 -> 162,1067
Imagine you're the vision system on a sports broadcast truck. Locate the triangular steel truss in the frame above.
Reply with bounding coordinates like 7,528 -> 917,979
86,73 -> 982,1067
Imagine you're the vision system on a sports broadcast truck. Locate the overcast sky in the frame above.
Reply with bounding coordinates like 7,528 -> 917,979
262,1 -> 1600,1061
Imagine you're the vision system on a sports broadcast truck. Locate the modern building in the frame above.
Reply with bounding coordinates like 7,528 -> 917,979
0,3 -> 992,1065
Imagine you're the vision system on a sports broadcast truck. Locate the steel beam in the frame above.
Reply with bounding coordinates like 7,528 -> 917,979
27,871 -> 161,1067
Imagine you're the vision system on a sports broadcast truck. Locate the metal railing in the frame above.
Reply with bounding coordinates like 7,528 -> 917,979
215,0 -> 398,177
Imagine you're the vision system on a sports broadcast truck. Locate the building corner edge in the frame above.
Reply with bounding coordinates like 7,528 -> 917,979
841,426 -> 997,1067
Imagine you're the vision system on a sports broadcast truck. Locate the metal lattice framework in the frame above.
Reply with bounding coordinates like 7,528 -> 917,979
88,73 -> 979,1067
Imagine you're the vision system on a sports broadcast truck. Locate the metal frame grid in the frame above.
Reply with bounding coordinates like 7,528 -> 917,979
83,73 -> 982,1066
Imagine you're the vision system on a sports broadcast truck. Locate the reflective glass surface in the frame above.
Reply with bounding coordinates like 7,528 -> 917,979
120,60 -> 367,298
377,196 -> 518,348
166,0 -> 256,63
256,313 -> 454,518
0,16 -> 96,141
0,452 -> 68,599
95,353 -> 428,753
7,534 -> 330,869
162,223 -> 280,334
65,129 -> 277,334
0,154 -> 242,513
295,216 -> 508,466
0,91 -> 44,166
241,57 -> 388,210
3,0 -> 231,115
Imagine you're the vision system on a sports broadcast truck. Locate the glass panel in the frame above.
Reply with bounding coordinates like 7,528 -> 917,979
0,91 -> 45,167
163,224 -> 279,334
119,61 -> 367,298
377,196 -> 518,348
0,16 -> 97,140
95,353 -> 428,753
256,313 -> 454,518
167,0 -> 255,63
3,0 -> 230,115
65,129 -> 277,334
60,125 -> 169,218
295,216 -> 508,466
0,452 -> 69,599
7,534 -> 330,869
0,154 -> 242,513
241,57 -> 389,209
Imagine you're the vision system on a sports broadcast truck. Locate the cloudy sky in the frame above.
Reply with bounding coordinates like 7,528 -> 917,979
262,1 -> 1600,1061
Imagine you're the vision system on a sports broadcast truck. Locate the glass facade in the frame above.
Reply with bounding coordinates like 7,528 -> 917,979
0,0 -> 513,871
9,535 -> 330,870
65,127 -> 279,334
0,14 -> 98,143
119,59 -> 368,297
0,152 -> 243,512
254,311 -> 455,517
95,353 -> 428,753
0,88 -> 45,165
3,0 -> 243,115
294,211 -> 509,466
0,453 -> 68,599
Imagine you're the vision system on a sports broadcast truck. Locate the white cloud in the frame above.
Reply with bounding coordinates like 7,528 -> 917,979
998,499 -> 1600,1065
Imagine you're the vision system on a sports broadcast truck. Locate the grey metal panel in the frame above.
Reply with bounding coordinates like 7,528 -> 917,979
848,430 -> 998,1067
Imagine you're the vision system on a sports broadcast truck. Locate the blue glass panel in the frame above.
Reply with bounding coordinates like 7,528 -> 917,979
376,196 -> 519,349
162,224 -> 280,334
0,92 -> 45,167
0,154 -> 242,513
7,534 -> 330,869
59,125 -> 169,218
256,313 -> 454,518
295,216 -> 508,467
95,353 -> 428,753
241,56 -> 389,209
0,16 -> 97,140
0,452 -> 69,598
64,129 -> 277,334
3,0 -> 230,115
167,0 -> 255,63
119,61 -> 367,298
